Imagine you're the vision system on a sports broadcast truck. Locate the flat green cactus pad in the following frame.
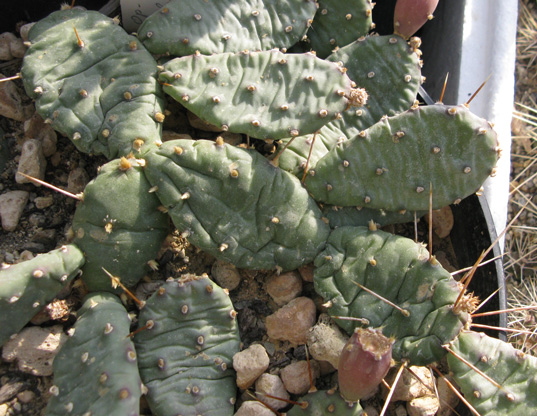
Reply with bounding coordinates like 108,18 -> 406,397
143,139 -> 330,271
46,293 -> 142,416
0,245 -> 84,346
134,275 -> 240,416
305,104 -> 500,211
159,50 -> 355,140
138,0 -> 318,56
448,331 -> 537,416
314,226 -> 469,365
21,9 -> 165,159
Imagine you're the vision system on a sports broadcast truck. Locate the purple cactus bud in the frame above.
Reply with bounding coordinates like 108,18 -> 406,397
338,327 -> 394,401
394,0 -> 440,39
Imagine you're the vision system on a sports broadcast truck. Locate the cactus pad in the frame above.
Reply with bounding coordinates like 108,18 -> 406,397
0,245 -> 84,346
134,275 -> 240,416
305,104 -> 500,211
21,9 -> 165,159
447,331 -> 537,416
314,226 -> 469,365
138,0 -> 318,56
45,292 -> 142,416
159,50 -> 357,140
143,139 -> 330,271
72,157 -> 169,292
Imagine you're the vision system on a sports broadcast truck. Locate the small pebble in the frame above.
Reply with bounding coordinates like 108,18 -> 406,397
306,313 -> 348,368
24,112 -> 57,157
233,344 -> 270,389
34,195 -> 54,209
436,376 -> 459,416
219,132 -> 243,146
407,395 -> 440,416
187,111 -> 223,132
66,167 -> 89,195
0,190 -> 29,231
234,400 -> 275,416
0,32 -> 16,60
266,271 -> 302,306
19,23 -> 35,42
9,37 -> 26,58
16,139 -> 46,184
424,206 -> 454,238
211,259 -> 241,291
0,404 -> 7,416
16,390 -> 35,404
0,75 -> 33,121
298,263 -> 314,282
2,325 -> 66,376
385,366 -> 435,402
255,373 -> 289,410
280,359 -> 320,395
162,130 -> 192,142
265,297 -> 317,344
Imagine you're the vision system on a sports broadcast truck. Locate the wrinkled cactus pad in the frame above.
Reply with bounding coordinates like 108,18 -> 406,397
0,245 -> 84,346
134,275 -> 240,416
305,104 -> 500,211
138,0 -> 318,56
72,156 -> 169,292
143,139 -> 330,271
21,8 -> 165,159
314,226 -> 469,365
447,331 -> 537,416
159,50 -> 357,140
46,292 -> 142,416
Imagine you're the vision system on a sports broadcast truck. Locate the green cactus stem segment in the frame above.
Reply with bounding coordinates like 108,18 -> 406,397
72,157 -> 169,292
134,275 -> 240,416
21,9 -> 165,159
0,245 -> 84,347
305,104 -> 500,211
159,50 -> 356,140
45,293 -> 142,416
447,331 -> 537,415
138,0 -> 318,56
143,139 -> 330,271
313,226 -> 469,365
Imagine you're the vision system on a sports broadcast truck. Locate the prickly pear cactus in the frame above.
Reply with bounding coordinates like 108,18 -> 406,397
277,34 -> 421,175
286,389 -> 364,415
159,50 -> 361,140
305,0 -> 374,58
447,331 -> 537,416
134,275 -> 240,416
305,104 -> 500,211
143,139 -> 330,271
21,8 -> 165,159
45,292 -> 142,416
138,0 -> 318,56
394,0 -> 440,40
314,225 -> 469,365
72,156 -> 169,292
0,245 -> 85,346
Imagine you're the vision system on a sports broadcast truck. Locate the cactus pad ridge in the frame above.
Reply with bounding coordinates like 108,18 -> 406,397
143,139 -> 330,272
0,245 -> 85,346
447,331 -> 537,415
314,226 -> 469,365
134,275 -> 240,416
45,292 -> 142,416
305,104 -> 500,211
286,389 -> 364,415
159,50 -> 354,140
21,9 -> 165,159
138,0 -> 318,56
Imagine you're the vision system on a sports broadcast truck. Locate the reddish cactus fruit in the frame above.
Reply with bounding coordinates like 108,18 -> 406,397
338,327 -> 394,401
393,0 -> 440,39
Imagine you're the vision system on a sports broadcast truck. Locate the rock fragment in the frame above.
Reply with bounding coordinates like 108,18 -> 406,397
266,297 -> 317,344
233,344 -> 270,390
0,190 -> 29,231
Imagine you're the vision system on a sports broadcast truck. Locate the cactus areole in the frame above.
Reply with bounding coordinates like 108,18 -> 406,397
338,327 -> 394,401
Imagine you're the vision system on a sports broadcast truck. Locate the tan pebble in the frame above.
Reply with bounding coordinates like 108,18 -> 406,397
265,297 -> 316,344
255,373 -> 289,410
232,344 -> 270,389
424,205 -> 454,238
211,260 -> 241,291
16,139 -> 46,184
234,400 -> 275,416
0,74 -> 33,121
266,271 -> 302,306
0,32 -> 16,60
0,190 -> 29,231
280,359 -> 320,395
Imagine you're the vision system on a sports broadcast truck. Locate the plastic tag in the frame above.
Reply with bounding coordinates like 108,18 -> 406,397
120,0 -> 170,33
